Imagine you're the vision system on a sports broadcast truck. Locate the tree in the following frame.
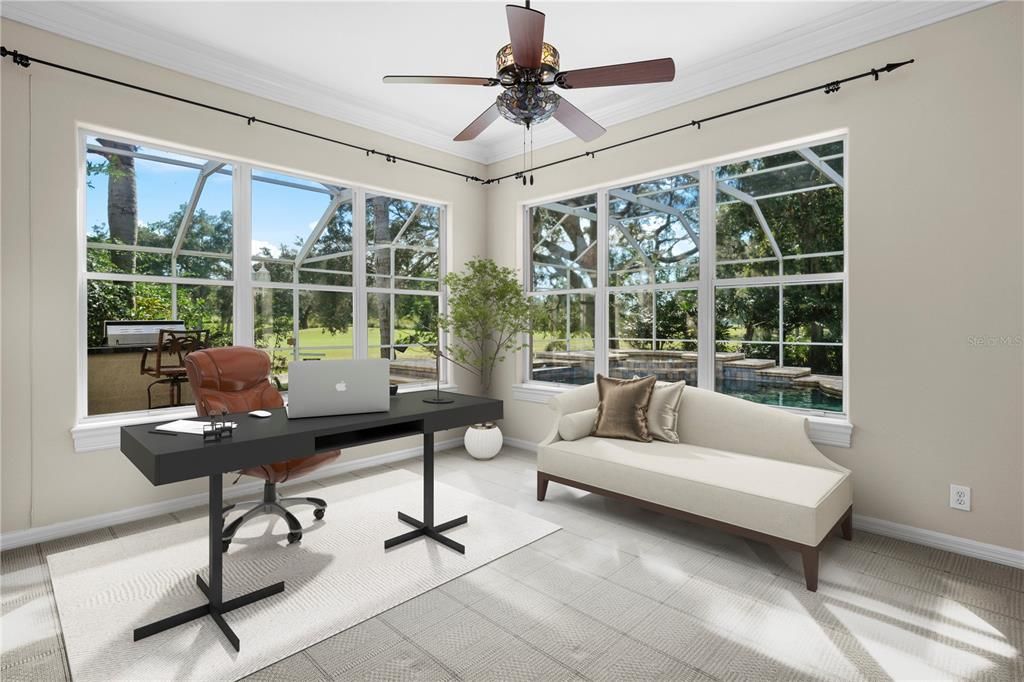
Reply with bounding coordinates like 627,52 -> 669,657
440,258 -> 536,392
94,139 -> 139,273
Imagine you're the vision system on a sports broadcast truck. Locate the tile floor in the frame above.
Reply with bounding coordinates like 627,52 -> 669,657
2,446 -> 1021,681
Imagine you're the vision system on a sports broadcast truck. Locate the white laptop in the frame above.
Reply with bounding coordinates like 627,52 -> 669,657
285,359 -> 391,418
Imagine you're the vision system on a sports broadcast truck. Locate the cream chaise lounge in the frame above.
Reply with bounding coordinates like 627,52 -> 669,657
536,382 -> 853,591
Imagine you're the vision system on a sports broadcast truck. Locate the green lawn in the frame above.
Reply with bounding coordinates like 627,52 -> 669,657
261,327 -> 435,359
531,332 -> 595,352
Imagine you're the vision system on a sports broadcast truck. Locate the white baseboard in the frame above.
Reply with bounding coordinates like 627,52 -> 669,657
853,514 -> 1024,570
0,438 -> 463,551
502,437 -> 539,453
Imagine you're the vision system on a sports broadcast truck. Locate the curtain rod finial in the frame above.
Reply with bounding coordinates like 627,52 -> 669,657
884,59 -> 915,72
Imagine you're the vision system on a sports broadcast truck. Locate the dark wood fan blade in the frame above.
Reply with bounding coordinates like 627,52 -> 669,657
454,103 -> 501,141
383,75 -> 498,86
506,4 -> 545,69
552,96 -> 605,142
555,58 -> 675,89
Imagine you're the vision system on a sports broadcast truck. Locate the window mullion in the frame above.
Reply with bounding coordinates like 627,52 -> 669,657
778,264 -> 784,368
698,165 -> 716,390
352,189 -> 368,359
233,163 -> 253,347
438,205 -> 448,384
595,189 -> 609,378
521,205 -> 532,383
292,266 -> 300,362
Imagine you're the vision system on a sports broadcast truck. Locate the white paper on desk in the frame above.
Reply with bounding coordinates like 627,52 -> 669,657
153,419 -> 238,435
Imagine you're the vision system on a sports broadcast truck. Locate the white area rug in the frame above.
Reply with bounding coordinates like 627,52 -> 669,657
47,469 -> 559,681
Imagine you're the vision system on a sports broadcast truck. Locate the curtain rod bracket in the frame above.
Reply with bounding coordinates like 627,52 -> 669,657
0,46 -> 31,67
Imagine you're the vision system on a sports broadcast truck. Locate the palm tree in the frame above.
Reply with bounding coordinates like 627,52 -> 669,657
95,138 -> 139,273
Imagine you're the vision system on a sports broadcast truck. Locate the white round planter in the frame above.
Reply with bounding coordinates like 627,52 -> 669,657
464,422 -> 502,460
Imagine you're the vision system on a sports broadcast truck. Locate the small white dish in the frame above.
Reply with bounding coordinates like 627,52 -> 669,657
248,410 -> 272,418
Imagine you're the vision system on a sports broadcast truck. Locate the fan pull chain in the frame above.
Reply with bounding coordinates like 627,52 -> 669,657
519,126 -> 526,186
529,126 -> 535,186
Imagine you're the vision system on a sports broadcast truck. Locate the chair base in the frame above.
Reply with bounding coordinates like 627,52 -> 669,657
221,481 -> 326,551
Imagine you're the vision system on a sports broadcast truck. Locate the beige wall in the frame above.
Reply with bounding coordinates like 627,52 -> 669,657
485,3 -> 1024,551
3,5 -> 1022,550
0,19 -> 487,532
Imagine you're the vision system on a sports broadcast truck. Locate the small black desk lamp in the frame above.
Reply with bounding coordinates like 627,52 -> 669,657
396,342 -> 478,405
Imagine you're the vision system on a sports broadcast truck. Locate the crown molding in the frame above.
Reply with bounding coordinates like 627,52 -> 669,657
0,1 -> 492,164
1,1 -> 991,167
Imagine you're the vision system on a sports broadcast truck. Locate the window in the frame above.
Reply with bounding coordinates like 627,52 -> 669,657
714,142 -> 845,412
527,193 -> 598,385
608,172 -> 700,384
523,137 -> 846,415
251,170 -> 354,388
366,193 -> 444,385
84,137 -> 234,416
82,133 -> 446,418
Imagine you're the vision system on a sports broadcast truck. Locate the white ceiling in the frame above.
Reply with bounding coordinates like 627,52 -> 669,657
3,1 -> 986,164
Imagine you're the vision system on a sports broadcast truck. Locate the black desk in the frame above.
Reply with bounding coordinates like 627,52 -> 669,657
120,391 -> 502,651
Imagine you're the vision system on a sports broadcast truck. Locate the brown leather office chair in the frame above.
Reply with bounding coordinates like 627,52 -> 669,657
184,346 -> 340,551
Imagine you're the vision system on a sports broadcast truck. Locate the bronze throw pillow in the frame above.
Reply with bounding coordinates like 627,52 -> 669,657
591,374 -> 657,442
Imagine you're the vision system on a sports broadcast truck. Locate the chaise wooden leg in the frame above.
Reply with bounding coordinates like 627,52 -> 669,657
801,547 -> 819,592
536,472 -> 549,501
840,507 -> 853,541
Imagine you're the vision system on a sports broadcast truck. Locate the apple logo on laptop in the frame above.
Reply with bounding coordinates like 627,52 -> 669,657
335,381 -> 347,392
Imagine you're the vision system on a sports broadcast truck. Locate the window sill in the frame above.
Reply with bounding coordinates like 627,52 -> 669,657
70,382 -> 458,453
510,382 -> 853,448
72,405 -> 199,453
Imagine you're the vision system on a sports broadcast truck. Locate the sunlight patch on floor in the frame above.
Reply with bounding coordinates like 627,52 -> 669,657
828,603 -> 997,679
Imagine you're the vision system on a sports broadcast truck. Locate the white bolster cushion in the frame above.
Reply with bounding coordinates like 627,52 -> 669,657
558,408 -> 598,441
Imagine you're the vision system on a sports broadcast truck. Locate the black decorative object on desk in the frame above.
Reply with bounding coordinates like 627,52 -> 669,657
202,411 -> 234,442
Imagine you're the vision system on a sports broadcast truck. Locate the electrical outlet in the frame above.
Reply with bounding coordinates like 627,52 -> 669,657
950,484 -> 971,511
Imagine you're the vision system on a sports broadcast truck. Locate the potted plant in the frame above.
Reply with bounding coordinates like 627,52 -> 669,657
439,258 -> 535,459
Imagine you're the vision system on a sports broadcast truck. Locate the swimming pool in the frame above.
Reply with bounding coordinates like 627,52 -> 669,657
718,380 -> 843,413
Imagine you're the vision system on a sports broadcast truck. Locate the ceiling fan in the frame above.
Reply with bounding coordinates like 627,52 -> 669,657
383,1 -> 675,143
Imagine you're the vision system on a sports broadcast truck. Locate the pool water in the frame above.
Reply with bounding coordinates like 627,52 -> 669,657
718,380 -> 843,413
530,368 -> 844,413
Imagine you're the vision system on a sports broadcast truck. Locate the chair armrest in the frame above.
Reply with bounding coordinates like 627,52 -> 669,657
538,383 -> 599,447
678,387 -> 848,473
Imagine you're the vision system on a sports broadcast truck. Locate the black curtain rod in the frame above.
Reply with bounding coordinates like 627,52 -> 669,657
488,59 -> 914,185
0,46 -> 913,187
0,45 -> 485,183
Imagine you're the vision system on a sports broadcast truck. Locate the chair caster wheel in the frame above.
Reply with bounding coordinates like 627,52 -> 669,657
314,508 -> 325,520
222,540 -> 231,553
287,532 -> 302,544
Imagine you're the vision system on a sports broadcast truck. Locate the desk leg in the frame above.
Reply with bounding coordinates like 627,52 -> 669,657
384,432 -> 468,553
133,473 -> 285,651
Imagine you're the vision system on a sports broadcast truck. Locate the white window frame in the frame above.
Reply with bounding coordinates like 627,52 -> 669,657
72,127 -> 452,452
515,132 -> 851,447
